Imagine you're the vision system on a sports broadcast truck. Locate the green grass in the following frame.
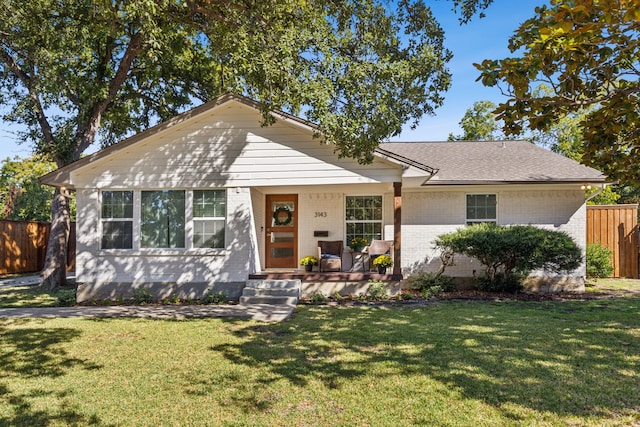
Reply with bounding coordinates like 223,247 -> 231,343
586,278 -> 640,296
1,298 -> 639,426
0,285 -> 62,308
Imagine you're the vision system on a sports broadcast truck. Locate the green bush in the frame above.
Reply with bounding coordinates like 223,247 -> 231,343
366,279 -> 389,301
55,289 -> 76,306
475,273 -> 524,293
201,291 -> 228,305
421,285 -> 444,299
586,243 -> 614,278
405,271 -> 456,292
309,291 -> 328,304
132,287 -> 154,304
436,223 -> 581,291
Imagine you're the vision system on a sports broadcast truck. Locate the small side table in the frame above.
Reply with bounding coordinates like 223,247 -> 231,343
350,251 -> 367,272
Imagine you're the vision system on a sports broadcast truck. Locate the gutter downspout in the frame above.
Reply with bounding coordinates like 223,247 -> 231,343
586,182 -> 616,203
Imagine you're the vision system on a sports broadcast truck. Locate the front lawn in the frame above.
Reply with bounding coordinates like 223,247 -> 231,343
1,298 -> 638,426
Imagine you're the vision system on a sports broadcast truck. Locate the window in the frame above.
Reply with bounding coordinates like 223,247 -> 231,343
141,190 -> 185,248
466,194 -> 497,225
193,190 -> 226,248
101,191 -> 133,249
345,195 -> 383,245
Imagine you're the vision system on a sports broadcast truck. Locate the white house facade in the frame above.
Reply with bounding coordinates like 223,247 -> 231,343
41,94 -> 607,301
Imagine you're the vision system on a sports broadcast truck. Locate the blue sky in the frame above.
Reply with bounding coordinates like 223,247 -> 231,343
392,0 -> 545,142
0,0 -> 545,160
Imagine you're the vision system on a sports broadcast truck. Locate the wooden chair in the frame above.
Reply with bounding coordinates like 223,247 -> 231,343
317,240 -> 343,272
367,240 -> 394,271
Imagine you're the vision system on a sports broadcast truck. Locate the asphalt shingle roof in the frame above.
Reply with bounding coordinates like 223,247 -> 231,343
378,140 -> 607,184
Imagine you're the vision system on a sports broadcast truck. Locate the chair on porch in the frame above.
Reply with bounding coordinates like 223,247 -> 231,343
317,240 -> 343,272
367,240 -> 394,272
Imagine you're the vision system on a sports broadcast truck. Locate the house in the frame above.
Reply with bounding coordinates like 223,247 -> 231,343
40,94 -> 607,302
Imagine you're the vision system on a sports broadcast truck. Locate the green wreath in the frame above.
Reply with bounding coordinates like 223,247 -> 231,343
273,207 -> 292,226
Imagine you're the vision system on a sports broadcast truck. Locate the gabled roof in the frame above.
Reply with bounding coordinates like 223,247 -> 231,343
40,93 -> 321,187
40,92 -> 607,188
378,140 -> 607,185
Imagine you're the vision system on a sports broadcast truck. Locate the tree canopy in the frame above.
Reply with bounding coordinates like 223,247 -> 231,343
0,155 -> 62,221
447,100 -> 503,141
0,0 -> 493,288
476,0 -> 640,185
1,0 -> 493,167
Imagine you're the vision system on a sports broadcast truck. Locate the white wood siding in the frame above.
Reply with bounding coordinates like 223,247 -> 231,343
70,101 -> 401,189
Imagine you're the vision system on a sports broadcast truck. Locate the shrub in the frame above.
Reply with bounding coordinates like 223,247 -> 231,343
475,273 -> 524,293
405,271 -> 456,292
309,291 -> 328,304
55,289 -> 76,306
436,223 -> 581,291
132,287 -> 154,304
201,291 -> 228,305
366,279 -> 389,301
396,290 -> 414,301
586,243 -> 614,278
421,285 -> 444,299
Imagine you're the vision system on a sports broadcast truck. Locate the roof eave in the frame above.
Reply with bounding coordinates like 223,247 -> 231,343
422,178 -> 609,186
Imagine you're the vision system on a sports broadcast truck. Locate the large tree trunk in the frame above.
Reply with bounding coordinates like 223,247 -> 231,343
40,188 -> 70,291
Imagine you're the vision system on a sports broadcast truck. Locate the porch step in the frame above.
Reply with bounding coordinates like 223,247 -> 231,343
242,287 -> 300,297
239,295 -> 299,305
240,279 -> 301,306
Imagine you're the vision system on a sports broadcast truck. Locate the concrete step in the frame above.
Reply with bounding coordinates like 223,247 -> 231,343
241,279 -> 301,306
239,295 -> 299,305
242,287 -> 300,297
245,279 -> 301,290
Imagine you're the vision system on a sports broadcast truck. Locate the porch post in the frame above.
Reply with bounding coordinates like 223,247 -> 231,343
393,182 -> 402,276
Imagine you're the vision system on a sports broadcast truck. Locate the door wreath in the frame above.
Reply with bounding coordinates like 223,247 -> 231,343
273,207 -> 293,226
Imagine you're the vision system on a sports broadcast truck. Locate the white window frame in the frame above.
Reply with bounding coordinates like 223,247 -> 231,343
466,193 -> 497,225
98,189 -> 228,253
100,190 -> 134,249
345,194 -> 384,246
192,189 -> 227,249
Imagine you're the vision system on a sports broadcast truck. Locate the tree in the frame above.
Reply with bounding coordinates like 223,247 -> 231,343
447,100 -> 504,141
0,155 -> 61,221
0,0 -> 493,289
476,0 -> 640,185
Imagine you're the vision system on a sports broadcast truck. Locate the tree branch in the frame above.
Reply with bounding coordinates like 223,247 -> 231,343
0,45 -> 57,158
75,31 -> 145,156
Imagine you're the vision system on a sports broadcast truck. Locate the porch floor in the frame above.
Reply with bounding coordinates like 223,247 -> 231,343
249,270 -> 403,281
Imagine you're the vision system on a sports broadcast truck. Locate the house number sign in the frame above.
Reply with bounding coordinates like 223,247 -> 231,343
314,211 -> 327,218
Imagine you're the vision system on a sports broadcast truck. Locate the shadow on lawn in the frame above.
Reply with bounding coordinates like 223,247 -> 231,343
0,319 -> 106,426
208,299 -> 640,420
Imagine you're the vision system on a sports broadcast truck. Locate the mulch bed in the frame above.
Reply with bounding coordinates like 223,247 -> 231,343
300,288 -> 636,306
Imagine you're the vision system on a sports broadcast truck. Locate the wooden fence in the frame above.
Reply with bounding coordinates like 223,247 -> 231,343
0,220 -> 76,275
586,204 -> 639,278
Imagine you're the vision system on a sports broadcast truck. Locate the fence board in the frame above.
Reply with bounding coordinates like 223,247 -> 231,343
0,220 -> 75,275
586,205 -> 639,278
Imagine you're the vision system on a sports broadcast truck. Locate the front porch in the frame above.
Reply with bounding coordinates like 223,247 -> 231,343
249,271 -> 402,281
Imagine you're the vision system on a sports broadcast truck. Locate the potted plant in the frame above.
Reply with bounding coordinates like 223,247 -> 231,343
299,255 -> 318,272
372,254 -> 393,274
349,237 -> 369,253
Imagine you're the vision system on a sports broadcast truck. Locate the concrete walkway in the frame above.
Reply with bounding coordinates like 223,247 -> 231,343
0,304 -> 295,322
0,275 -> 295,322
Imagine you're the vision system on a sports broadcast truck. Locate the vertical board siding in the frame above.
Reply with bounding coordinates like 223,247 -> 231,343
0,220 -> 76,275
586,205 -> 639,278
